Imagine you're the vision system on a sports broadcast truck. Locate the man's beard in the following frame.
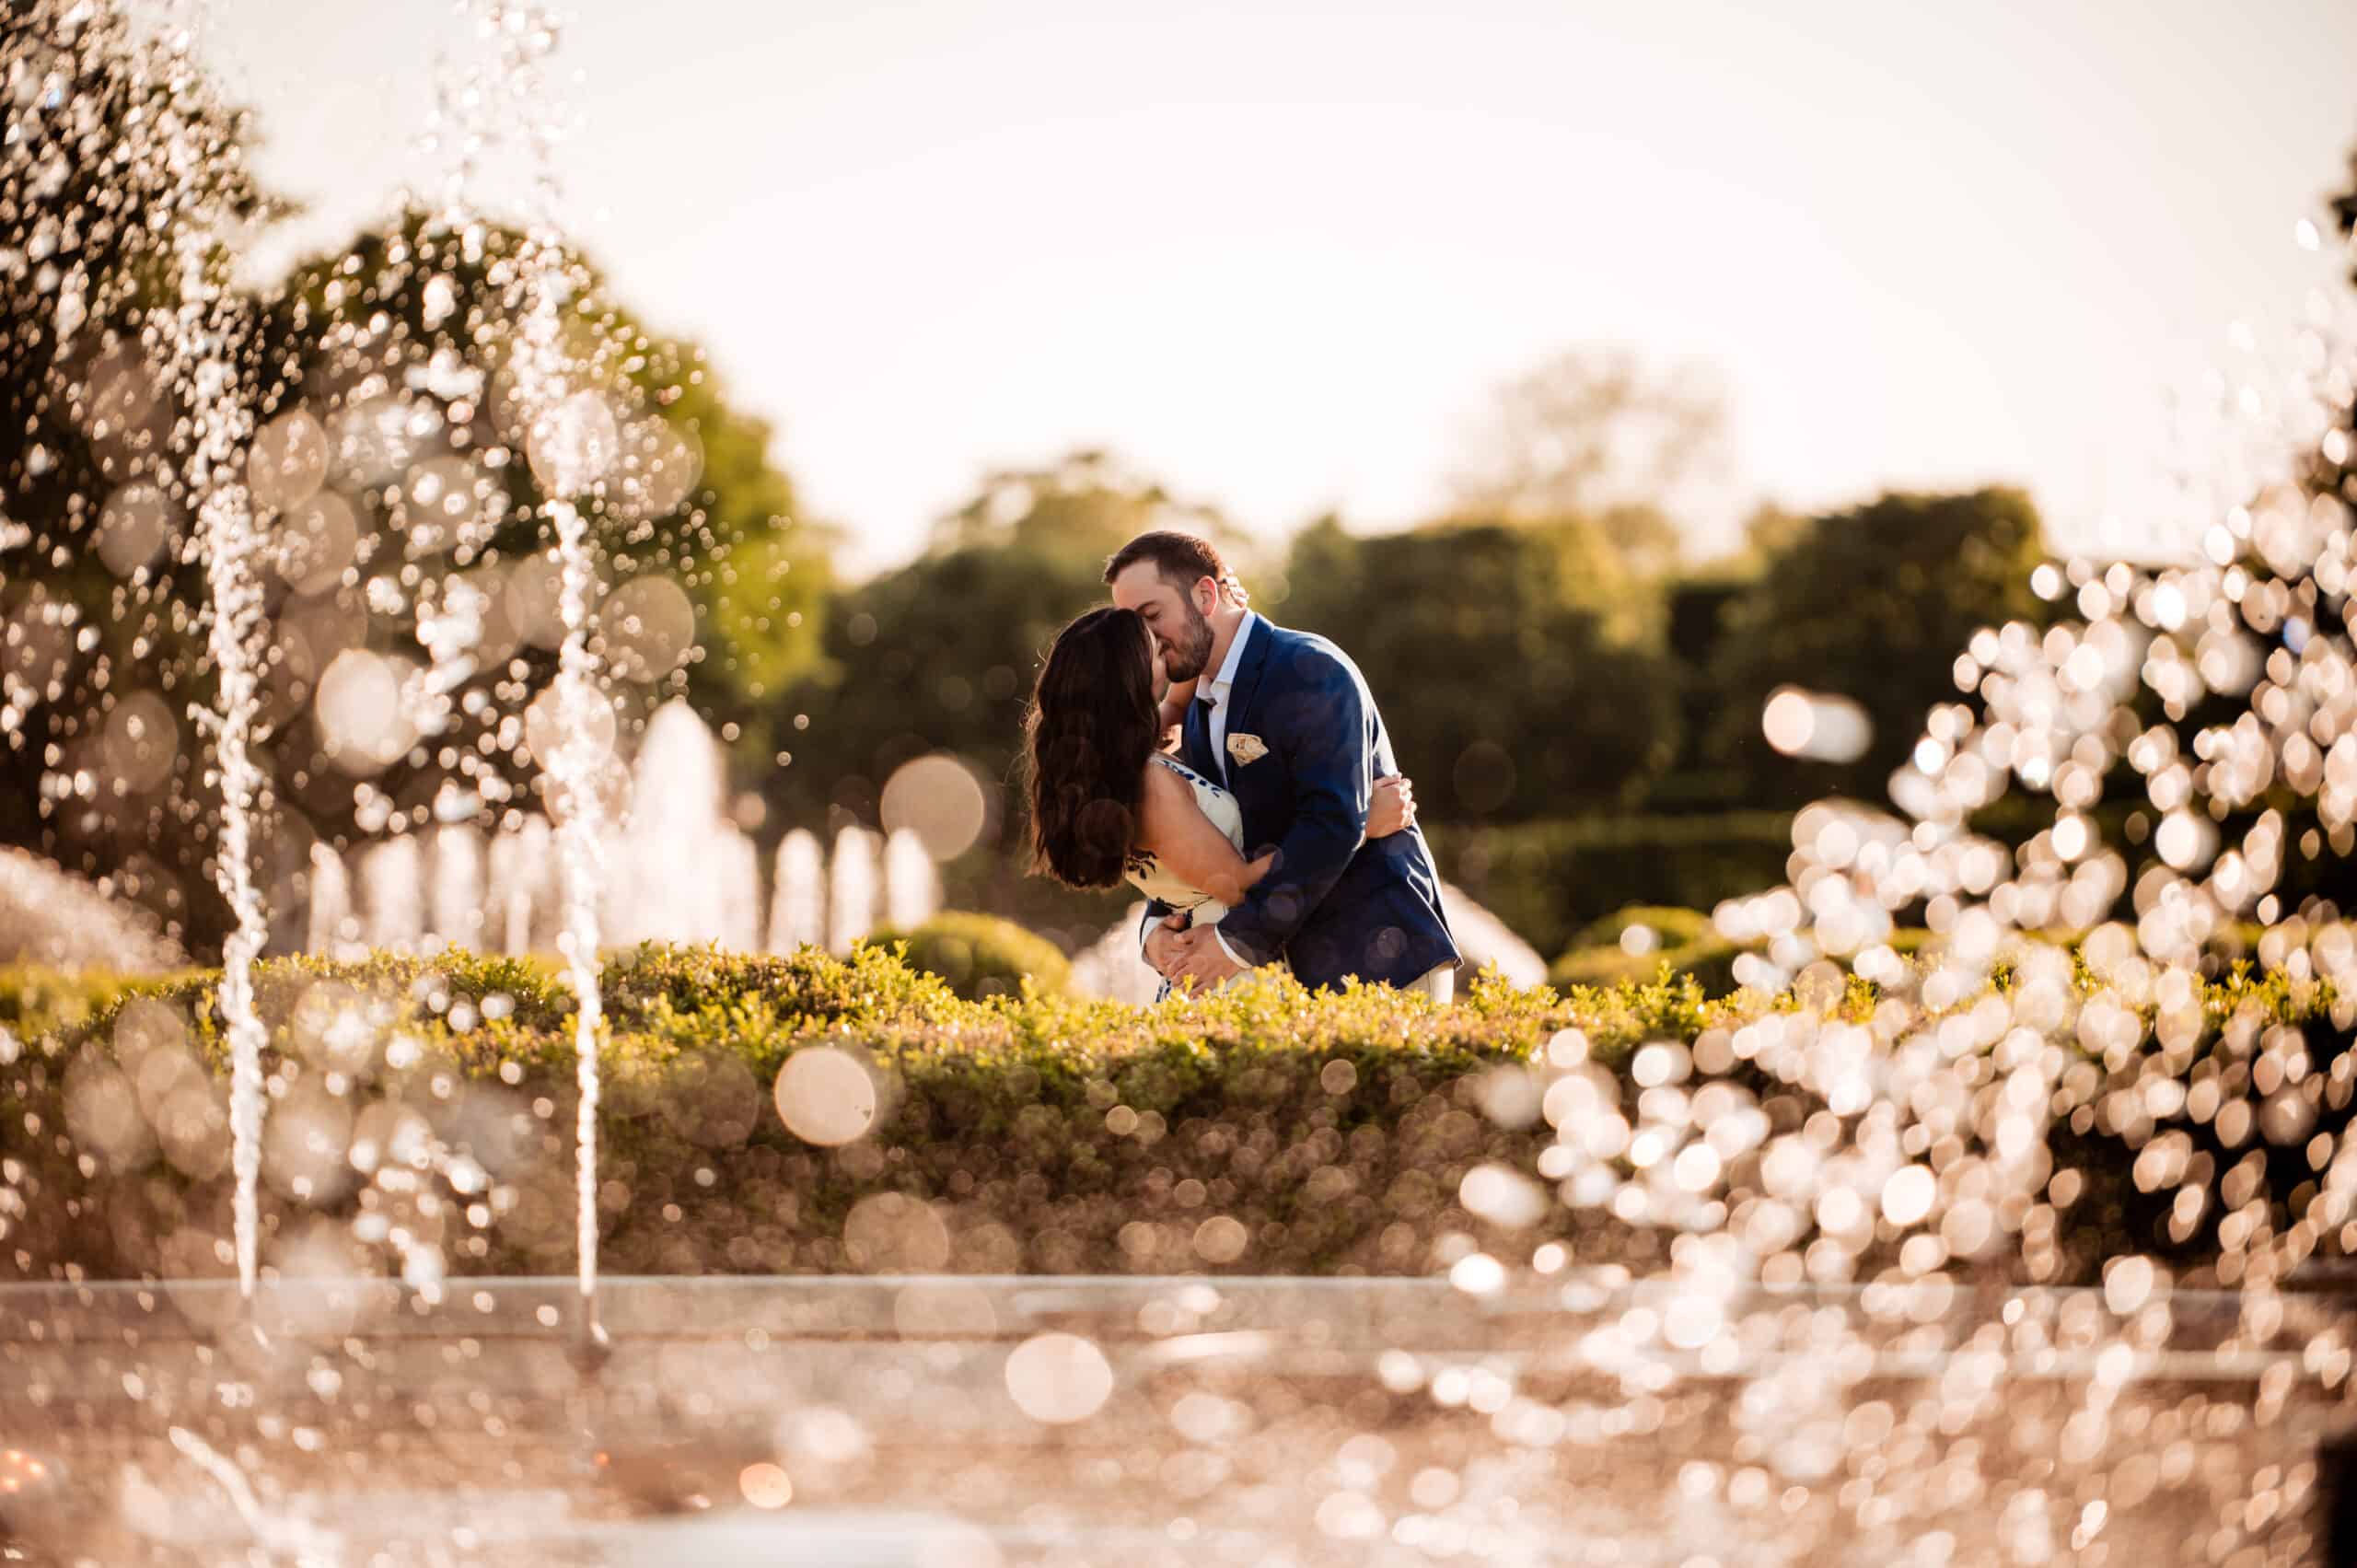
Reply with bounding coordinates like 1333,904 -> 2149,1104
1162,600 -> 1216,682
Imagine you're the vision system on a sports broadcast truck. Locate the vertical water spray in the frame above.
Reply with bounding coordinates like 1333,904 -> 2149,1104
453,0 -> 618,1343
153,25 -> 271,1303
546,461 -> 610,1344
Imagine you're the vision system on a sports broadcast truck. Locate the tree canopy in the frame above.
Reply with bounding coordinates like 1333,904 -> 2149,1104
1280,517 -> 1679,819
1702,487 -> 2049,807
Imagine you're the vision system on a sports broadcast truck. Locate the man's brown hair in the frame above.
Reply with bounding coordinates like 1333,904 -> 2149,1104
1103,529 -> 1232,595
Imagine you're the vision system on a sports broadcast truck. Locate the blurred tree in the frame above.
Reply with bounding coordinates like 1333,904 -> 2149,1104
1643,572 -> 1755,812
1389,510 -> 1662,650
0,2 -> 284,950
1447,346 -> 1733,579
1279,517 -> 1678,820
1729,500 -> 1812,571
777,449 -> 1224,835
1702,487 -> 2048,807
241,212 -> 831,865
931,447 -> 1247,567
0,168 -> 827,950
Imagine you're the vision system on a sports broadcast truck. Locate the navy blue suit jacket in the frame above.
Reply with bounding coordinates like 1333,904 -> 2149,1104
1148,618 -> 1459,991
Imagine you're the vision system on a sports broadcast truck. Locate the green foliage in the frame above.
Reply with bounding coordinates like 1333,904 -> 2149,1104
1433,813 -> 1797,958
772,449 -> 1236,830
1,943 -> 2341,1288
930,448 -> 1245,566
1280,518 -> 1679,819
1550,942 -> 1742,995
1571,905 -> 1718,950
0,964 -> 193,1045
1550,906 -> 1740,993
934,842 -> 1134,953
776,538 -> 1103,829
1644,575 -> 1754,811
1546,930 -> 1947,995
1703,488 -> 2050,807
867,912 -> 1074,1001
1545,914 -> 2287,999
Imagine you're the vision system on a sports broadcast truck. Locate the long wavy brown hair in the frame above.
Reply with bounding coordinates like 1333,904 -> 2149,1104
1025,607 -> 1161,889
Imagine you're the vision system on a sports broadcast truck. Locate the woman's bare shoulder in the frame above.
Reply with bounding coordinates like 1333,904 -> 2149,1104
1141,753 -> 1192,804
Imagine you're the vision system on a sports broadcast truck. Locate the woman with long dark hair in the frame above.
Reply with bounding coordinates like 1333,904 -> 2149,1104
1023,607 -> 1412,958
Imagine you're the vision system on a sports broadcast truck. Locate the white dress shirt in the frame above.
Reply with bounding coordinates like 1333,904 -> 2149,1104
1198,610 -> 1259,787
1142,612 -> 1260,973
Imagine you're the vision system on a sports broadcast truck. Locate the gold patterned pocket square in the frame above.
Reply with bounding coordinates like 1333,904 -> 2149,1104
1226,732 -> 1270,766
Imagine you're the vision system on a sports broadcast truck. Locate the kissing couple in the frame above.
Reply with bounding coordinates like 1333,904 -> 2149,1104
1024,530 -> 1460,1000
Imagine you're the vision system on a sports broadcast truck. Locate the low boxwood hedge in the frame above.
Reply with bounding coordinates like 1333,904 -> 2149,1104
0,942 -> 2341,1291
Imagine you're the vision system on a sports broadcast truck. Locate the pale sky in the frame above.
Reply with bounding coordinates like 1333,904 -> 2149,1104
192,1 -> 2357,576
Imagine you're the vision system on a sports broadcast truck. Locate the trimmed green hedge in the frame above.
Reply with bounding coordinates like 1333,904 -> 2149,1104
0,944 -> 2342,1290
865,911 -> 1074,1001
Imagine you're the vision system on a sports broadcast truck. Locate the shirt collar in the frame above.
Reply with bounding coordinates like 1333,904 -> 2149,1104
1202,611 -> 1258,704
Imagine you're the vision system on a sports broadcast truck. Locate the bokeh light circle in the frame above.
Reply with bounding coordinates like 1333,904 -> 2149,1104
100,691 -> 178,794
247,408 -> 329,510
274,494 -> 359,595
523,682 -> 619,770
879,754 -> 990,862
95,482 -> 180,577
528,389 -> 619,495
772,1046 -> 878,1146
315,649 -> 419,775
1004,1331 -> 1113,1425
598,575 -> 697,683
738,1462 -> 793,1509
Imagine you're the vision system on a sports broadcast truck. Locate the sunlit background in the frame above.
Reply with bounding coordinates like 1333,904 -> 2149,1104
202,0 -> 2357,572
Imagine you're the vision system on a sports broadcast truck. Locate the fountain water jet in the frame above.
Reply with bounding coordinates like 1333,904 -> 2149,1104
828,825 -> 879,956
767,828 -> 826,954
460,0 -> 623,1347
360,836 -> 425,950
299,706 -> 921,958
305,842 -> 351,957
427,825 -> 486,952
608,700 -> 763,947
154,45 -> 273,1304
882,827 -> 944,933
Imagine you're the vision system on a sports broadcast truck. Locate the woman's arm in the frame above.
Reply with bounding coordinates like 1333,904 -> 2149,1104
1137,761 -> 1272,909
1155,676 -> 1199,744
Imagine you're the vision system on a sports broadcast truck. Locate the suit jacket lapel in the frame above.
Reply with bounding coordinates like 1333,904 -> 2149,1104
1225,618 -> 1276,750
1219,619 -> 1277,821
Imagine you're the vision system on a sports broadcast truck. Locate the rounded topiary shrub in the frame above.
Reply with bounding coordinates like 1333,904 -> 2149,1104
1569,905 -> 1718,953
867,911 -> 1072,1000
1550,937 -> 1741,994
1550,906 -> 1739,993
